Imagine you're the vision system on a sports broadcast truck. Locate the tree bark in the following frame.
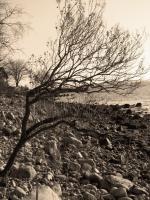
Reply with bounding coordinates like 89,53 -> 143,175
0,139 -> 24,177
0,95 -> 31,178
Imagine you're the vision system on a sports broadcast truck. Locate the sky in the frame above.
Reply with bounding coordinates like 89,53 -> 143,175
12,0 -> 150,75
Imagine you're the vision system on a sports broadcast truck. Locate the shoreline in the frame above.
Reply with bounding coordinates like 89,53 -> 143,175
0,95 -> 150,199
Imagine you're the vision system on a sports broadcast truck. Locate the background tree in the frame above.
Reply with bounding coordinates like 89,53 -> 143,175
28,56 -> 50,87
6,59 -> 29,87
0,0 -> 25,65
0,0 -> 146,177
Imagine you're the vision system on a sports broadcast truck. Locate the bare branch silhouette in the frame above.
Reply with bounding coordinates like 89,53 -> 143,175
0,0 -> 146,178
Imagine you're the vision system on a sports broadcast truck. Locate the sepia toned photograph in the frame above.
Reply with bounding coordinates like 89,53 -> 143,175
0,0 -> 150,199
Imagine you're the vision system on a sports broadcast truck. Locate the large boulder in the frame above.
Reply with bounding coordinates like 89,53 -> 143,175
11,164 -> 37,180
110,187 -> 127,198
24,185 -> 61,200
105,175 -> 134,190
135,102 -> 142,107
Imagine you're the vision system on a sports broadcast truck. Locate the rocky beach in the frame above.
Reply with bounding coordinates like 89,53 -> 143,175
0,95 -> 150,200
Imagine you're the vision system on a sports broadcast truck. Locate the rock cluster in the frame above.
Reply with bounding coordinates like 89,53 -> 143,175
0,96 -> 149,199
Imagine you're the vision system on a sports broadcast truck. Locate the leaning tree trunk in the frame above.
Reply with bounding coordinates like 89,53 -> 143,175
0,139 -> 25,177
0,92 -> 33,178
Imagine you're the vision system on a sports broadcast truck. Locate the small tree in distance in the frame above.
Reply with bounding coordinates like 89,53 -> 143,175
6,59 -> 29,87
29,59 -> 50,87
0,0 -> 146,177
0,0 -> 25,64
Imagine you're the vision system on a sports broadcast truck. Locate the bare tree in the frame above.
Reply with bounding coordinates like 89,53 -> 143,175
0,0 -> 25,64
6,59 -> 29,87
0,0 -> 145,177
28,57 -> 50,87
29,69 -> 46,86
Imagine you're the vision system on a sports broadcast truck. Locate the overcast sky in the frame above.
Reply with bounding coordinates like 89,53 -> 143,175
13,0 -> 150,69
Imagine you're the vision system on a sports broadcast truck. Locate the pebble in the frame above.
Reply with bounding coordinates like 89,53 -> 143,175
6,112 -> 16,120
45,140 -> 61,161
99,189 -> 108,195
63,136 -> 83,147
83,191 -> 97,200
102,193 -> 115,200
14,186 -> 27,198
130,185 -> 149,195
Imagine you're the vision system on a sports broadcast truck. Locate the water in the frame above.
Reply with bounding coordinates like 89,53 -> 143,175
105,99 -> 150,113
59,93 -> 150,113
